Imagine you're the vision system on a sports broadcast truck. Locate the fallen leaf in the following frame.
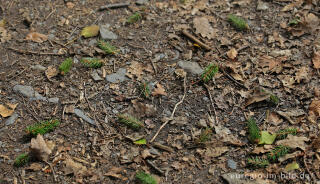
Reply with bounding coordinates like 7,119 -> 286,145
281,0 -> 303,12
304,13 -> 319,32
276,135 -> 309,150
284,162 -> 299,172
267,112 -> 283,125
66,2 -> 75,9
312,51 -> 320,69
26,32 -> 48,43
129,100 -> 157,118
0,27 -> 12,43
105,167 -> 126,180
244,87 -> 270,107
227,48 -> 238,60
45,66 -> 59,79
308,99 -> 320,123
258,131 -> 277,145
193,17 -> 215,39
205,147 -> 229,158
0,103 -> 18,117
279,151 -> 302,162
27,163 -> 42,171
133,138 -> 147,145
81,25 -> 99,38
259,56 -> 283,74
30,134 -> 54,161
152,83 -> 167,96
295,66 -> 310,83
252,145 -> 273,154
126,61 -> 145,81
64,158 -> 87,176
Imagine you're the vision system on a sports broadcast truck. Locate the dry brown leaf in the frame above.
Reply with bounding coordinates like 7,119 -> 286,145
66,2 -> 75,9
27,163 -> 42,171
129,100 -> 157,118
276,135 -> 309,150
259,56 -> 283,74
45,66 -> 59,79
305,13 -> 319,32
205,147 -> 229,158
193,17 -> 215,39
105,167 -> 126,180
252,145 -> 273,154
244,87 -> 270,107
26,32 -> 48,43
278,151 -> 302,163
126,61 -> 152,81
152,83 -> 167,96
0,27 -> 11,43
312,51 -> 320,69
281,0 -> 303,12
308,99 -> 320,123
295,66 -> 310,83
64,158 -> 87,176
227,48 -> 238,60
0,103 -> 18,118
30,134 -> 54,161
267,112 -> 283,125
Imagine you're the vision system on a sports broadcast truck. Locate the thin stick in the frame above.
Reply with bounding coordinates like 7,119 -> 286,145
150,75 -> 187,143
203,84 -> 218,126
99,2 -> 130,10
44,161 -> 57,182
8,47 -> 66,56
181,30 -> 211,51
146,160 -> 165,176
150,59 -> 157,73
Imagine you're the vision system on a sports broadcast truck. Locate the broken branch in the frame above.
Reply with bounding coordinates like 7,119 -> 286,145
99,2 -> 130,11
181,30 -> 212,51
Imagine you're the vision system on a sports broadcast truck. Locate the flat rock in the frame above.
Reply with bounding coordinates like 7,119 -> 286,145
5,113 -> 19,126
91,70 -> 103,81
13,85 -> 45,100
136,0 -> 149,5
257,1 -> 268,10
74,109 -> 96,126
227,159 -> 237,169
106,68 -> 128,83
31,64 -> 46,71
48,97 -> 59,104
100,25 -> 118,40
177,61 -> 203,75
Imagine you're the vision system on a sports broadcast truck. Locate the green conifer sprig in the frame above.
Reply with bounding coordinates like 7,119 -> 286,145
228,14 -> 249,30
26,119 -> 60,137
98,40 -> 118,54
247,117 -> 261,143
267,145 -> 290,162
14,153 -> 30,167
117,114 -> 144,130
135,171 -> 157,184
201,64 -> 219,83
247,157 -> 269,168
81,57 -> 104,68
276,128 -> 298,140
127,12 -> 142,24
140,82 -> 151,98
59,58 -> 73,75
269,94 -> 279,105
197,128 -> 212,143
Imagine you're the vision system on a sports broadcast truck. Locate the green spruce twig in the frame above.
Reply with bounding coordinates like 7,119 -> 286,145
14,153 -> 30,167
140,82 -> 151,98
81,57 -> 104,68
98,40 -> 118,54
135,171 -> 157,184
228,14 -> 249,30
26,119 -> 60,137
196,128 -> 212,143
59,58 -> 73,75
201,64 -> 219,83
276,128 -> 298,140
127,12 -> 142,24
269,94 -> 279,105
247,156 -> 269,168
267,145 -> 290,162
247,117 -> 261,143
117,114 -> 144,130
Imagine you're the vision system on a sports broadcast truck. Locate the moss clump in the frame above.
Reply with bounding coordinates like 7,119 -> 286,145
14,153 -> 30,167
117,114 -> 143,130
26,119 -> 60,136
201,64 -> 219,83
228,14 -> 249,30
59,58 -> 73,75
81,57 -> 104,68
135,171 -> 157,184
127,12 -> 142,24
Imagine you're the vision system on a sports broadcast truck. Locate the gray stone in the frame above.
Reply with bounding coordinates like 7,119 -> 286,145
13,85 -> 43,99
100,25 -> 118,40
227,159 -> 237,169
136,0 -> 149,5
91,70 -> 103,81
88,39 -> 97,46
31,64 -> 46,71
106,68 -> 128,83
257,1 -> 269,11
74,109 -> 96,126
177,61 -> 203,75
5,113 -> 19,126
48,97 -> 59,104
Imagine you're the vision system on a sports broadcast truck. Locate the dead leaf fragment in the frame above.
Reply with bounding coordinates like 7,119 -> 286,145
26,32 -> 48,43
267,112 -> 283,125
45,66 -> 59,79
193,17 -> 215,39
126,61 -> 152,81
227,48 -> 238,60
152,83 -> 167,96
312,51 -> 320,69
276,135 -> 309,151
105,167 -> 126,180
0,27 -> 12,43
64,158 -> 87,176
30,134 -> 54,161
308,99 -> 320,123
66,2 -> 75,9
205,147 -> 229,158
244,87 -> 270,107
0,103 -> 18,118
27,163 -> 43,171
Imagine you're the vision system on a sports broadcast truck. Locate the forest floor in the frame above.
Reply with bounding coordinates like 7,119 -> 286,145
0,0 -> 320,183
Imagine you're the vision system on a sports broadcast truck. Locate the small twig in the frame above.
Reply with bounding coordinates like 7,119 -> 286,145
181,30 -> 211,51
45,9 -> 56,20
203,84 -> 218,126
150,59 -> 157,73
150,75 -> 187,143
146,160 -> 165,176
84,88 -> 94,112
99,2 -> 130,11
44,161 -> 57,182
8,47 -> 66,56
152,142 -> 174,153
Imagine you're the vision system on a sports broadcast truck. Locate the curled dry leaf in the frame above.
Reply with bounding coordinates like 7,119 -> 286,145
259,56 -> 283,74
276,135 -> 309,151
105,167 -> 126,180
30,134 -> 54,161
126,61 -> 153,81
204,147 -> 229,158
193,17 -> 215,39
152,83 -> 167,96
227,48 -> 238,60
308,99 -> 320,123
45,65 -> 59,79
312,51 -> 320,69
244,87 -> 270,107
64,158 -> 87,176
26,32 -> 48,43
0,103 -> 18,118
267,112 -> 283,125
